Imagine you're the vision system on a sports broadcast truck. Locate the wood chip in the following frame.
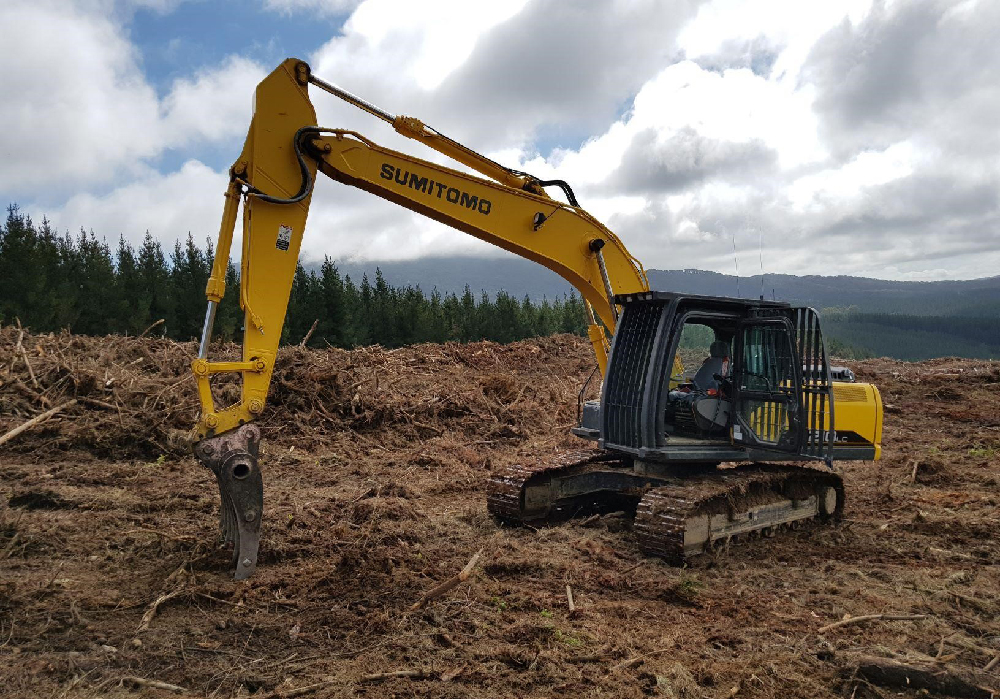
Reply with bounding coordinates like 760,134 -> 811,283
440,666 -> 464,682
984,653 -> 1000,673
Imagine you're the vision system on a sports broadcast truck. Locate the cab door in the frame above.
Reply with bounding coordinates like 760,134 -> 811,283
731,317 -> 804,454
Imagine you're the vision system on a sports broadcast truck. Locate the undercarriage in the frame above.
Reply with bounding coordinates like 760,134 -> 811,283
486,450 -> 844,563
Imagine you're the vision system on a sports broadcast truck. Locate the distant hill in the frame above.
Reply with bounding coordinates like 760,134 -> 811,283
645,269 -> 1000,317
322,256 -> 1000,315
317,256 -> 1000,360
325,256 -> 574,301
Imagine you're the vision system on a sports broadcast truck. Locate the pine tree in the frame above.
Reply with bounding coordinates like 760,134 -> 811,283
137,231 -> 173,337
493,290 -> 522,343
458,285 -> 477,341
319,256 -> 346,346
1,204 -> 600,348
0,205 -> 40,326
114,236 -> 149,335
370,268 -> 393,346
74,230 -> 116,335
213,260 -> 242,342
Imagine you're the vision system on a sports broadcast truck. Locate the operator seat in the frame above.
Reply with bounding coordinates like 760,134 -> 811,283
667,340 -> 732,434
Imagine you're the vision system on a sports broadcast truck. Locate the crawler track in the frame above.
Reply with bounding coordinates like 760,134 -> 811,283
634,464 -> 845,563
486,450 -> 631,522
488,454 -> 844,563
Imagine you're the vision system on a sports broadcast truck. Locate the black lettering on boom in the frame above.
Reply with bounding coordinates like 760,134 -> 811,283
378,162 -> 492,216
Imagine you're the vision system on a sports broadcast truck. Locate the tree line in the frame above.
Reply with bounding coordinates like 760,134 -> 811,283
0,205 -> 590,347
822,314 -> 999,361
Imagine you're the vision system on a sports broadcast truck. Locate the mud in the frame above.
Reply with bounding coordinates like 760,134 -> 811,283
1,329 -> 998,697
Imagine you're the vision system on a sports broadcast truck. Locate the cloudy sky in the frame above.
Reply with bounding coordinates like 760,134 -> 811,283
2,0 -> 997,280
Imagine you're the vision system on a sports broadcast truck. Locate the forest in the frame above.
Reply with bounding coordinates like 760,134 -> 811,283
2,205 -> 996,361
821,308 -> 1000,361
0,206 -> 589,348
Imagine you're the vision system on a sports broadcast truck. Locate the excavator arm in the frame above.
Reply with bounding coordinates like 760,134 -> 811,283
191,58 -> 648,578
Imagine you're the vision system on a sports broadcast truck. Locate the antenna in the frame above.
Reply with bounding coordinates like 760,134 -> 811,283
758,228 -> 765,301
732,233 -> 740,297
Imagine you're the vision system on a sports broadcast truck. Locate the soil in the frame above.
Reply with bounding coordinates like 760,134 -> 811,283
1,328 -> 999,698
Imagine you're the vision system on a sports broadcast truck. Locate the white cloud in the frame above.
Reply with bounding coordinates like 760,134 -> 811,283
678,0 -> 874,83
5,0 -> 1000,281
786,141 -> 917,211
262,0 -> 362,16
0,0 -> 265,199
0,1 -> 161,194
50,160 -> 228,249
342,0 -> 531,90
160,56 -> 266,146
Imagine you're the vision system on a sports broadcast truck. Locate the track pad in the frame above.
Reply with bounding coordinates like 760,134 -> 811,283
194,424 -> 263,580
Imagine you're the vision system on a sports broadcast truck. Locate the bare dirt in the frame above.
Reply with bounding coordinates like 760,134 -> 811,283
1,327 -> 999,698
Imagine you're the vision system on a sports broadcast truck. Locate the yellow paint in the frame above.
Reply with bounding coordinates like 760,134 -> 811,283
191,57 -> 883,468
192,58 -> 647,439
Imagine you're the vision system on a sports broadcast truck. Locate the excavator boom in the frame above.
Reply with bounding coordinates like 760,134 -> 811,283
191,58 -> 647,577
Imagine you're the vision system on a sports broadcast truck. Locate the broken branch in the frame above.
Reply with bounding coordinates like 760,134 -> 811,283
360,669 -> 430,683
122,676 -> 188,693
258,678 -> 341,698
300,319 -> 319,347
566,584 -> 576,614
14,324 -> 38,389
410,548 -> 482,610
0,399 -> 78,448
137,589 -> 185,632
78,397 -> 118,411
818,613 -> 926,633
138,318 -> 165,338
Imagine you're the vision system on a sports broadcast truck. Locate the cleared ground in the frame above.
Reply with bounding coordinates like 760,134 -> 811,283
1,328 -> 998,698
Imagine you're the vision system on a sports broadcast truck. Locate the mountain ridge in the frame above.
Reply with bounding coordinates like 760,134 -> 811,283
312,256 -> 1000,317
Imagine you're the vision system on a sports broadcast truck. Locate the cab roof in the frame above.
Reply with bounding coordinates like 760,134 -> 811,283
614,290 -> 792,311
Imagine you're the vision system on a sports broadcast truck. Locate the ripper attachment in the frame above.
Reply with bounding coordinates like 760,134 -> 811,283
193,424 -> 264,580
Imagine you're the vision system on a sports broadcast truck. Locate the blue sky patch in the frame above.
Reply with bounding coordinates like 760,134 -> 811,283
130,0 -> 347,97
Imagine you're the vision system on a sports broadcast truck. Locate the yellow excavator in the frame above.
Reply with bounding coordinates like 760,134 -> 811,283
191,59 -> 883,579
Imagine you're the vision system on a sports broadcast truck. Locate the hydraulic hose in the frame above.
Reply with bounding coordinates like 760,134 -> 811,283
242,126 -> 334,205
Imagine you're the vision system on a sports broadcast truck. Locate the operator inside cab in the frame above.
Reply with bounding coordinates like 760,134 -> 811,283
665,326 -> 733,437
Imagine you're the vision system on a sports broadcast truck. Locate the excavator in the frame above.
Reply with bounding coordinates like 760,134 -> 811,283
190,59 -> 883,579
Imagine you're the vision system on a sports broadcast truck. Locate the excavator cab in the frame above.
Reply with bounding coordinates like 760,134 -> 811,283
490,292 -> 882,561
573,291 -> 880,463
